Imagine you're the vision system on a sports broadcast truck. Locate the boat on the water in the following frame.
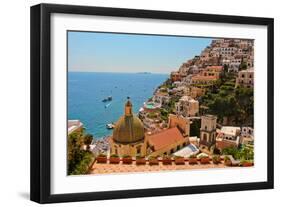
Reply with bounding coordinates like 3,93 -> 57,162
106,123 -> 115,129
102,96 -> 112,102
105,102 -> 111,108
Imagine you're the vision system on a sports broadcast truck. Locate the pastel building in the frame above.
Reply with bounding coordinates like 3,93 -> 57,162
205,65 -> 223,75
235,68 -> 254,88
175,96 -> 199,117
170,71 -> 182,82
191,65 -> 222,85
190,87 -> 205,99
191,75 -> 219,85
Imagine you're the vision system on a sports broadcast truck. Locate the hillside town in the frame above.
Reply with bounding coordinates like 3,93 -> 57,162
67,38 -> 255,175
139,38 -> 254,151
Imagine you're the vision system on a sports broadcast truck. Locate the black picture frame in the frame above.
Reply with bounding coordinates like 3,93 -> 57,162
30,3 -> 274,204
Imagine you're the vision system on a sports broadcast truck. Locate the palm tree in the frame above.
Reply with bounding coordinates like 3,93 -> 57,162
83,134 -> 94,151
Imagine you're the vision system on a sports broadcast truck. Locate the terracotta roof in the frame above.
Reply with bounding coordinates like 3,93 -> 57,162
147,127 -> 185,151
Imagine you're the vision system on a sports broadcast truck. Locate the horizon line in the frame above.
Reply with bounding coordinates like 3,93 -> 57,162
68,71 -> 170,75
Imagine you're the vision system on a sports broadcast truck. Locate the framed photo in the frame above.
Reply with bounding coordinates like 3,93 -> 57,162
30,3 -> 274,203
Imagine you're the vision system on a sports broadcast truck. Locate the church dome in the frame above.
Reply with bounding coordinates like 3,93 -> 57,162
113,99 -> 145,144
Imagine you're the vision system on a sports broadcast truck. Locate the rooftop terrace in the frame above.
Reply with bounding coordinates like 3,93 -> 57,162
90,160 -> 228,174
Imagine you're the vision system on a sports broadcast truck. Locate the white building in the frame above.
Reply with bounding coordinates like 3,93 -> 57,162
216,126 -> 241,150
228,58 -> 242,72
152,93 -> 171,106
240,127 -> 254,145
219,126 -> 241,141
68,120 -> 84,135
219,47 -> 237,58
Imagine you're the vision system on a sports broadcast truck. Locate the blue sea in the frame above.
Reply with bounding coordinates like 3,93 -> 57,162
68,72 -> 168,138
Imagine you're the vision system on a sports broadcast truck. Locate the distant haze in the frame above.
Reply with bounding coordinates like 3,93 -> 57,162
68,31 -> 213,74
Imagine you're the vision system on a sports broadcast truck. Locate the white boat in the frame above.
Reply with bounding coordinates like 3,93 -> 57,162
106,123 -> 115,129
105,102 -> 111,108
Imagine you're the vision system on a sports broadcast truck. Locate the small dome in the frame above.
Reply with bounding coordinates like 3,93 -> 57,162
113,115 -> 145,143
113,99 -> 144,144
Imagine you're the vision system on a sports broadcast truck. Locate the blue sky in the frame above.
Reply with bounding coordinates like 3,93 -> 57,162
68,31 -> 212,74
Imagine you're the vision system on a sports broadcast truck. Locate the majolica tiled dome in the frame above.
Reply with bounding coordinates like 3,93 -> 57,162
113,99 -> 145,144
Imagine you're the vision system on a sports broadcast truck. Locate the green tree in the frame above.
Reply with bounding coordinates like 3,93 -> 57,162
222,146 -> 254,161
67,132 -> 93,175
239,61 -> 247,70
160,108 -> 169,121
235,87 -> 254,125
199,73 -> 253,126
83,134 -> 94,151
190,119 -> 200,137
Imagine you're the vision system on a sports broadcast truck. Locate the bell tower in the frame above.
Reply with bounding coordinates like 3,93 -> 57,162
200,115 -> 217,147
125,97 -> 133,116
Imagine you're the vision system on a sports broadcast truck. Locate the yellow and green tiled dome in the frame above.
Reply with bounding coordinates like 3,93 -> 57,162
113,99 -> 145,144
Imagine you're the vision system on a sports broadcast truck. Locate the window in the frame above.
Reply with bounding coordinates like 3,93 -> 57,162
137,146 -> 141,154
203,134 -> 207,141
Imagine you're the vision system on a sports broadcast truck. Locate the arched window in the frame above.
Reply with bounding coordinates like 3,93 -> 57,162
137,146 -> 141,154
203,134 -> 207,141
